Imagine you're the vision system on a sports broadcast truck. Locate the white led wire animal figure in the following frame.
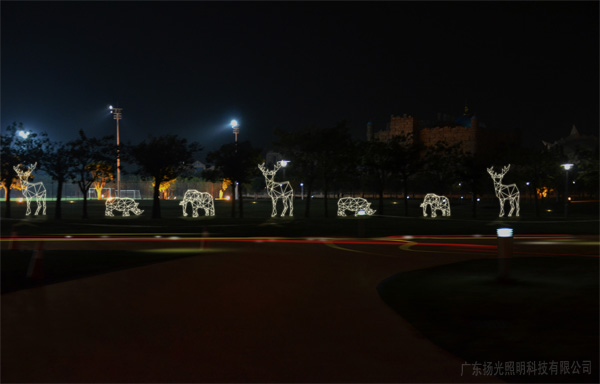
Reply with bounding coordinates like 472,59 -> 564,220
420,193 -> 451,217
337,197 -> 375,216
487,164 -> 520,217
180,189 -> 215,217
105,197 -> 144,216
13,163 -> 46,216
258,161 -> 294,217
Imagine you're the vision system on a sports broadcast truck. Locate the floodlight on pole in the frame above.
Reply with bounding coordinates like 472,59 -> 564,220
110,105 -> 123,197
561,163 -> 574,217
17,130 -> 30,139
230,119 -> 240,201
230,120 -> 239,144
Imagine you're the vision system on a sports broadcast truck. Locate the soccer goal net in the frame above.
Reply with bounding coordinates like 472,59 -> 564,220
88,188 -> 113,200
117,190 -> 142,199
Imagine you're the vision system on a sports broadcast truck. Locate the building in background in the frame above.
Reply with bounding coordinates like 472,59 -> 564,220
367,106 -> 519,155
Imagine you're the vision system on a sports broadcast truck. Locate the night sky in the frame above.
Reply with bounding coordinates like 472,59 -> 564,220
2,1 -> 598,160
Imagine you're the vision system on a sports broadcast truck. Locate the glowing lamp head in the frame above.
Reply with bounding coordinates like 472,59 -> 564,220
230,120 -> 238,128
109,105 -> 113,110
280,160 -> 289,167
497,228 -> 514,238
562,163 -> 574,171
17,130 -> 30,139
300,183 -> 304,187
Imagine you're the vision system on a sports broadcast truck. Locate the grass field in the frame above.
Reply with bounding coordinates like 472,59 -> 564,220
377,256 -> 599,383
1,198 -> 598,237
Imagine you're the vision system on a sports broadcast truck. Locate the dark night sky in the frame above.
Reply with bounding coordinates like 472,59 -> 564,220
2,1 -> 598,161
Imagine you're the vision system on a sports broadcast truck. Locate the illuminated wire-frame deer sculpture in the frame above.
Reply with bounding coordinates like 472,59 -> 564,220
487,164 -> 520,217
258,161 -> 293,217
13,163 -> 47,216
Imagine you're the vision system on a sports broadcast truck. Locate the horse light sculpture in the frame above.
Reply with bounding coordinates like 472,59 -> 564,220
105,197 -> 144,216
487,164 -> 520,217
420,193 -> 451,217
258,161 -> 293,217
180,189 -> 215,217
337,197 -> 375,216
13,163 -> 46,216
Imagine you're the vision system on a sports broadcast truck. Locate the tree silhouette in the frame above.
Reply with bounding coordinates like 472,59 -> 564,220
1,122 -> 47,218
41,140 -> 74,219
203,141 -> 262,218
68,130 -> 114,219
129,135 -> 201,219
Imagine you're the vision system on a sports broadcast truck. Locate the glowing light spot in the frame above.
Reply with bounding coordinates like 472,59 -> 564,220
17,197 -> 24,203
225,196 -> 231,200
497,228 -> 514,238
17,130 -> 30,139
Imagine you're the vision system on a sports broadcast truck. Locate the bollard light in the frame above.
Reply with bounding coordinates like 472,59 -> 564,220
497,227 -> 514,282
497,228 -> 513,238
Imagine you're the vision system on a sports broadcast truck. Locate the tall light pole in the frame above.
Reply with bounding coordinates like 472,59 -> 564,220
230,120 -> 239,200
110,105 -> 123,197
561,163 -> 573,218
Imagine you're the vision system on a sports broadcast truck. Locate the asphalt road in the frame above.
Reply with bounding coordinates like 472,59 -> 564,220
2,235 -> 597,382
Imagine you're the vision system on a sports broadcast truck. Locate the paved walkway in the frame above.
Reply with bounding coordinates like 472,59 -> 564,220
2,240 -> 502,382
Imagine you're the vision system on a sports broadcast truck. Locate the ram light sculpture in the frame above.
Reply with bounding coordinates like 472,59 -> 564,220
420,193 -> 451,217
13,163 -> 46,216
105,197 -> 144,216
180,189 -> 215,217
258,161 -> 293,217
337,197 -> 375,216
487,164 -> 520,217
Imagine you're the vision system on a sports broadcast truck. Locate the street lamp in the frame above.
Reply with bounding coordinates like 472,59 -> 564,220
110,105 -> 123,197
230,119 -> 239,200
300,182 -> 304,200
561,163 -> 574,217
230,120 -> 239,145
17,130 -> 30,139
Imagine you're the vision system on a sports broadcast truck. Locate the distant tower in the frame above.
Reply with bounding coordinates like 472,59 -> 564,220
367,122 -> 373,141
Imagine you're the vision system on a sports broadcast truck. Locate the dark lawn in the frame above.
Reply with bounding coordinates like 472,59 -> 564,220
1,198 -> 598,237
377,256 -> 600,383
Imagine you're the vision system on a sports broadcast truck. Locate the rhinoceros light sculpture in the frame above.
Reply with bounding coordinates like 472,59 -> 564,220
105,197 -> 143,216
337,197 -> 375,216
180,189 -> 215,217
420,193 -> 451,217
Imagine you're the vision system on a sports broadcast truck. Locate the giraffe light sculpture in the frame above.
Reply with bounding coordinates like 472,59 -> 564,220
487,164 -> 520,217
13,163 -> 46,216
258,161 -> 293,217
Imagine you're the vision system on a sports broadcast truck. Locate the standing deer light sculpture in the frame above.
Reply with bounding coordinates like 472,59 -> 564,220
487,164 -> 520,217
13,163 -> 47,216
258,161 -> 293,217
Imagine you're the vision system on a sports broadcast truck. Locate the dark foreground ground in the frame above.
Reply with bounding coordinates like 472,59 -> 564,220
1,198 -> 598,383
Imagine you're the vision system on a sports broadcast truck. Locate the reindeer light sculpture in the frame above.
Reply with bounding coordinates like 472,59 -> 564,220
487,164 -> 520,217
13,163 -> 47,216
258,161 -> 293,217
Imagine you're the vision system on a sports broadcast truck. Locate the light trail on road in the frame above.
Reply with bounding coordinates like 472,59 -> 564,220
2,234 -> 597,257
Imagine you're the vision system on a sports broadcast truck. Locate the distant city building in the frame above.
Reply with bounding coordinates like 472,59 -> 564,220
368,106 -> 518,155
542,125 -> 598,163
